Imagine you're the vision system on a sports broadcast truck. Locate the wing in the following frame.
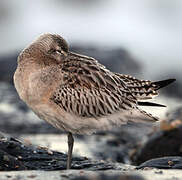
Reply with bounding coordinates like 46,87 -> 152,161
51,52 -> 157,123
51,52 -> 137,118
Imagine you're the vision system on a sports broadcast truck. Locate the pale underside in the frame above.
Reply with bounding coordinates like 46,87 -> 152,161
33,102 -> 155,135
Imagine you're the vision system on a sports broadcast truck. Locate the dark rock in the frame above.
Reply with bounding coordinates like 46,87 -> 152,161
0,46 -> 142,84
0,149 -> 26,171
133,122 -> 182,165
0,137 -> 120,171
137,156 -> 182,169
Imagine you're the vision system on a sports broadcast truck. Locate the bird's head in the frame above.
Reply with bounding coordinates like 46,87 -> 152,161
18,33 -> 69,65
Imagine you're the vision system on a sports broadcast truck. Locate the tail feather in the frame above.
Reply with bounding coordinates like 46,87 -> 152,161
152,79 -> 176,90
138,101 -> 166,107
116,74 -> 176,100
137,79 -> 176,107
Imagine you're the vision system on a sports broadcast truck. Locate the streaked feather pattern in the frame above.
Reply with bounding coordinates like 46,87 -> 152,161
52,52 -> 137,119
114,73 -> 158,100
51,52 -> 166,122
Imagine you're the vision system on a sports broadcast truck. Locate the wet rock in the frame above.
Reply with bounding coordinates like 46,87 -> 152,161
0,137 -> 121,171
137,156 -> 182,169
0,46 -> 142,84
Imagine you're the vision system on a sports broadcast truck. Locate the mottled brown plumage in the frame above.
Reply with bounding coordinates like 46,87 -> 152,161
14,33 -> 175,169
52,52 -> 138,118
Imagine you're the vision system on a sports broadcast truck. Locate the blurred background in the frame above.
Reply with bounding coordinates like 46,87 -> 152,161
0,0 -> 182,77
0,0 -> 182,162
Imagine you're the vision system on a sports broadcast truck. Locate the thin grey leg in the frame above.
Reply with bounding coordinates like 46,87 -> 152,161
67,132 -> 74,169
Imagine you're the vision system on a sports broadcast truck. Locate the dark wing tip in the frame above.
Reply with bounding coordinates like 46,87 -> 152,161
138,101 -> 166,107
153,78 -> 176,90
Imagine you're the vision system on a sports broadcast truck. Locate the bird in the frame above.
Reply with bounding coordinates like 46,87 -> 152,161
14,33 -> 175,169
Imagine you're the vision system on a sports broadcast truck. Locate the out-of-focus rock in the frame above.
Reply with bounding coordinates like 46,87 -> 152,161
0,46 -> 142,84
133,128 -> 182,165
132,107 -> 182,165
137,156 -> 182,169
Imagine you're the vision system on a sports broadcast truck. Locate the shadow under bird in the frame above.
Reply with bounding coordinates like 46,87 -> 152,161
13,33 -> 175,169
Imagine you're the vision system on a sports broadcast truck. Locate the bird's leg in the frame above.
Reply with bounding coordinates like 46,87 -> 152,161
67,132 -> 74,169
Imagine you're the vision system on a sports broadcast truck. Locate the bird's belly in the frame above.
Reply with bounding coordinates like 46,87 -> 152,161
29,98 -> 133,135
30,103 -> 68,132
29,102 -> 107,135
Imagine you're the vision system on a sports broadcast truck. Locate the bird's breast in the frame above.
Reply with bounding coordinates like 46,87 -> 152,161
23,66 -> 62,107
14,66 -> 29,102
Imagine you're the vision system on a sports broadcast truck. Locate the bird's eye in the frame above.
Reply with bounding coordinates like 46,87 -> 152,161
55,50 -> 62,54
48,48 -> 67,57
56,49 -> 68,57
48,49 -> 62,55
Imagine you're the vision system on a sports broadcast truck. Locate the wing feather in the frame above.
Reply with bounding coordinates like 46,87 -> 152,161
114,73 -> 158,100
51,52 -> 158,123
51,52 -> 138,118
